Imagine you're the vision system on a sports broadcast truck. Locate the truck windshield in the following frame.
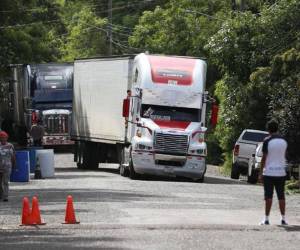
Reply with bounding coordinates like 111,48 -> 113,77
242,132 -> 268,142
141,104 -> 200,122
32,64 -> 73,90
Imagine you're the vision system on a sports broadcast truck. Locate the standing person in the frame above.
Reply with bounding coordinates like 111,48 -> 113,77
30,120 -> 45,146
124,90 -> 132,141
259,120 -> 288,225
0,131 -> 16,202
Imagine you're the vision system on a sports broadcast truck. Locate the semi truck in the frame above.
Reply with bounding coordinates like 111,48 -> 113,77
1,63 -> 74,146
72,53 -> 208,181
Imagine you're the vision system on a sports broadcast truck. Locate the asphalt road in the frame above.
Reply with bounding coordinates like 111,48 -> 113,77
0,153 -> 299,250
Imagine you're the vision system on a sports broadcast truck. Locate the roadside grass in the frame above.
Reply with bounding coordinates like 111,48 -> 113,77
286,180 -> 300,195
219,152 -> 232,176
218,153 -> 300,196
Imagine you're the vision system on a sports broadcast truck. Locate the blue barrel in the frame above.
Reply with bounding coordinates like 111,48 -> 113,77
10,151 -> 30,182
28,147 -> 43,173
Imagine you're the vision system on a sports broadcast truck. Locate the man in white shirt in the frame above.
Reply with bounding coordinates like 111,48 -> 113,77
259,121 -> 288,225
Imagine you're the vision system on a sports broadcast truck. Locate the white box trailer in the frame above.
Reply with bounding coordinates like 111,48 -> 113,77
72,56 -> 134,169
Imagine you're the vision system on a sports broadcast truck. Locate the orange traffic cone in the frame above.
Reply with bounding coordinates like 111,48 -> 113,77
63,195 -> 80,224
20,197 -> 31,226
28,196 -> 46,225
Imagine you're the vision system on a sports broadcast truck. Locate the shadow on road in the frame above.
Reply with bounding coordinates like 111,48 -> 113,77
204,176 -> 247,185
1,188 -> 168,212
0,230 -> 130,250
55,166 -> 247,185
279,225 -> 300,232
55,167 -> 119,174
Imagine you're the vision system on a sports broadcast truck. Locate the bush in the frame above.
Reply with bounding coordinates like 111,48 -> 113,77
219,152 -> 233,176
206,133 -> 224,165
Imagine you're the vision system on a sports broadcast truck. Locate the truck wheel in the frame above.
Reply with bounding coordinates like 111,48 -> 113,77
247,168 -> 258,184
119,151 -> 129,177
82,142 -> 99,170
77,162 -> 84,169
195,164 -> 206,183
195,175 -> 205,183
118,147 -> 129,177
120,164 -> 129,177
129,156 -> 139,180
231,163 -> 240,179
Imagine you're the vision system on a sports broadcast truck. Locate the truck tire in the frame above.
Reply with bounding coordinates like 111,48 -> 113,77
129,155 -> 139,180
195,175 -> 205,183
195,164 -> 206,183
247,168 -> 258,184
119,148 -> 129,177
231,163 -> 240,179
120,164 -> 129,177
82,142 -> 99,170
117,147 -> 129,177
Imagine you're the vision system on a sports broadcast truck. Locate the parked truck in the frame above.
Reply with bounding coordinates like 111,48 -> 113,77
231,129 -> 269,182
1,63 -> 74,146
72,53 -> 208,182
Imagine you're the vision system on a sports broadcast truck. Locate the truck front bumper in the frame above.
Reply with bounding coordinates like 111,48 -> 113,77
132,150 -> 206,180
43,136 -> 75,146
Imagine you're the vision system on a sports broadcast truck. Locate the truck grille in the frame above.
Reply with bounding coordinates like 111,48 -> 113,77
154,133 -> 189,154
44,114 -> 70,134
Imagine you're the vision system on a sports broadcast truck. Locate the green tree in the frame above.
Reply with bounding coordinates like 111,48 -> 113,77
59,2 -> 108,61
0,0 -> 63,67
206,0 -> 300,165
129,0 -> 230,56
268,48 -> 300,161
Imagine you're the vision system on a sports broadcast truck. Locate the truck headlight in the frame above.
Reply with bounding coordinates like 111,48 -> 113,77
136,129 -> 142,137
136,144 -> 152,150
196,149 -> 207,156
196,149 -> 204,155
192,131 -> 205,143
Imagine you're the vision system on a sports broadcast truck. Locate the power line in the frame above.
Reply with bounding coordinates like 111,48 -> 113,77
111,39 -> 142,52
0,19 -> 61,29
84,23 -> 142,52
0,0 -> 155,13
111,30 -> 133,38
93,0 -> 161,15
107,23 -> 133,32
0,0 -> 160,30
0,2 -> 109,13
184,9 -> 225,21
51,26 -> 99,40
108,0 -> 113,55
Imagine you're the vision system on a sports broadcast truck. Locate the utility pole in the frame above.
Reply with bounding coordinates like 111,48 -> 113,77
108,0 -> 113,55
231,0 -> 237,11
232,0 -> 246,11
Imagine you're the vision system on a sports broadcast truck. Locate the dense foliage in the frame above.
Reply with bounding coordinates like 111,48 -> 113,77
0,0 -> 63,68
207,0 -> 300,164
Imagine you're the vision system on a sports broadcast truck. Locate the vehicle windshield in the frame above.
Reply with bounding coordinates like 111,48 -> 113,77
32,64 -> 73,90
141,104 -> 200,122
242,131 -> 268,142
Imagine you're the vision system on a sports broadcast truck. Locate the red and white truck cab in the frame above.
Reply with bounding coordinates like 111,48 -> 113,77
123,53 -> 208,181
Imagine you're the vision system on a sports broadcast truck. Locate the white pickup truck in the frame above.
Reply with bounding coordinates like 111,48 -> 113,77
231,129 -> 269,182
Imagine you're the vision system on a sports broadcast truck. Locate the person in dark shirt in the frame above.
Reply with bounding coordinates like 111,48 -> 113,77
30,120 -> 45,146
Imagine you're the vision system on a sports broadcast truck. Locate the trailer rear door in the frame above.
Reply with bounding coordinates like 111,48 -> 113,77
72,56 -> 133,143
